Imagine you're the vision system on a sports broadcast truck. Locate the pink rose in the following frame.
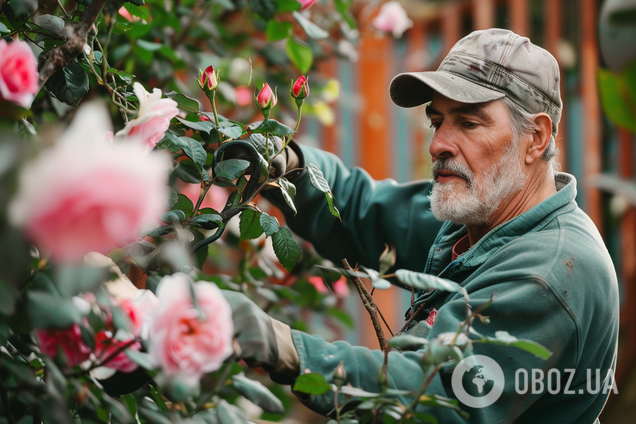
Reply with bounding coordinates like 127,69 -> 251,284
36,324 -> 92,367
94,330 -> 141,373
147,273 -> 233,383
235,85 -> 252,106
308,276 -> 350,297
298,0 -> 317,11
9,102 -> 170,263
116,82 -> 179,150
0,39 -> 39,108
178,181 -> 228,212
372,1 -> 413,38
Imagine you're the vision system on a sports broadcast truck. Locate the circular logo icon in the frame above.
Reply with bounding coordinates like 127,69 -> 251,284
451,355 -> 505,408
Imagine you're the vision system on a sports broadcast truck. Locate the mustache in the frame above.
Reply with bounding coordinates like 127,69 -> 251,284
431,159 -> 474,184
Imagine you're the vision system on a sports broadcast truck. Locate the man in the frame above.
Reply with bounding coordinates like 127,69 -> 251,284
227,28 -> 619,423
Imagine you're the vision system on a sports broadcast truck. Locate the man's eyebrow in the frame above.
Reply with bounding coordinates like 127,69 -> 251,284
426,103 -> 491,121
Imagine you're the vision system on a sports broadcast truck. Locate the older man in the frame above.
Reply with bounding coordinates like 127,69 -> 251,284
227,28 -> 619,423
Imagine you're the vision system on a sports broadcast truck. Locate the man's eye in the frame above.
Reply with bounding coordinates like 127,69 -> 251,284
463,121 -> 478,128
429,121 -> 441,130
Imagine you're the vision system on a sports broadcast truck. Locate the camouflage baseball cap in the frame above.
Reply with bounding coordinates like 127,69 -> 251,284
389,28 -> 562,136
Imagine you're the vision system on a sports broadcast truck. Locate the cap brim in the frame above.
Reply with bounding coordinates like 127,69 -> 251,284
389,71 -> 506,108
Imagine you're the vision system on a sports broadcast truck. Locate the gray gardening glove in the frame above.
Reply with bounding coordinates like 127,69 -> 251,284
222,290 -> 300,379
222,290 -> 279,371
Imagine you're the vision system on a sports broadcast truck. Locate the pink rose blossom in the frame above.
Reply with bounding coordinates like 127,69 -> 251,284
372,1 -> 413,38
0,39 -> 39,108
94,331 -> 141,373
178,181 -> 228,212
235,85 -> 252,106
36,324 -> 92,367
148,273 -> 233,383
298,0 -> 317,11
9,102 -> 170,263
116,82 -> 179,150
308,276 -> 350,297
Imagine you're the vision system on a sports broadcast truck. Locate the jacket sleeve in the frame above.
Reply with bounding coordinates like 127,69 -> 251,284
262,144 -> 444,271
288,276 -> 581,424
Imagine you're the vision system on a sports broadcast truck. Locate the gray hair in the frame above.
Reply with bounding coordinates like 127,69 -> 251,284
501,97 -> 560,172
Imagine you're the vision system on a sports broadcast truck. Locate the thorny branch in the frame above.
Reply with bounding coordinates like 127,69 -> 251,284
38,0 -> 107,88
342,258 -> 388,352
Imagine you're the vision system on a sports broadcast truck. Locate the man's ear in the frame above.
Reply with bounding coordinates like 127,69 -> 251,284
525,113 -> 552,165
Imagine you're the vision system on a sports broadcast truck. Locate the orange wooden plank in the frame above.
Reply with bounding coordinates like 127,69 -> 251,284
580,0 -> 603,230
509,0 -> 529,36
473,0 -> 495,30
543,0 -> 568,172
357,34 -> 397,348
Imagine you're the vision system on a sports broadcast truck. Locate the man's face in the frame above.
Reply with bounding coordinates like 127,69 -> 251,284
426,93 -> 527,225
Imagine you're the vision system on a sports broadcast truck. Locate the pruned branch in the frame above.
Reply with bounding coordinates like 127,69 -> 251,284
342,258 -> 388,352
38,0 -> 107,88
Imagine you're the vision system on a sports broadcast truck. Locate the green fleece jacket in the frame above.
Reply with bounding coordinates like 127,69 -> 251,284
265,145 -> 619,424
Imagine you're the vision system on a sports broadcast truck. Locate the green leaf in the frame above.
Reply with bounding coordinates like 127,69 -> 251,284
121,393 -> 138,419
218,122 -> 243,140
248,119 -> 295,137
239,209 -> 263,240
292,11 -> 329,39
125,349 -> 155,369
174,93 -> 200,113
34,14 -> 65,34
475,331 -> 552,359
44,59 -> 90,107
327,307 -> 354,328
232,373 -> 285,413
278,177 -> 297,215
214,158 -> 250,180
598,67 -> 636,132
136,39 -> 163,51
0,22 -> 8,33
217,399 -> 249,424
27,292 -> 83,329
124,3 -> 150,21
395,270 -> 462,293
388,334 -> 429,351
413,412 -> 439,424
275,0 -> 301,12
189,214 -> 223,229
293,373 -> 332,395
55,265 -> 109,297
272,227 -> 301,271
338,386 -> 381,398
259,213 -> 280,236
266,20 -> 293,41
176,117 -> 217,133
286,37 -> 313,74
146,225 -> 174,237
180,138 -> 208,179
306,163 -> 330,192
325,191 -> 341,220
161,209 -> 187,223
250,0 -> 276,19
173,193 -> 194,214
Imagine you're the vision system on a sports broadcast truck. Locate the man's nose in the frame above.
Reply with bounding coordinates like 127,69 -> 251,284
429,126 -> 458,160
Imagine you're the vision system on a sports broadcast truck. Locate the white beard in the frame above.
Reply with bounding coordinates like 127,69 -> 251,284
429,143 -> 527,225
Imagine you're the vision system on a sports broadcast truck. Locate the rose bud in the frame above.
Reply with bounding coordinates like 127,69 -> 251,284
332,360 -> 347,388
255,83 -> 277,109
291,75 -> 309,100
298,0 -> 317,11
198,65 -> 219,92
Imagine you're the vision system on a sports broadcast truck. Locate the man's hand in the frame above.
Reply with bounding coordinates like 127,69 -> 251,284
222,290 -> 279,370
